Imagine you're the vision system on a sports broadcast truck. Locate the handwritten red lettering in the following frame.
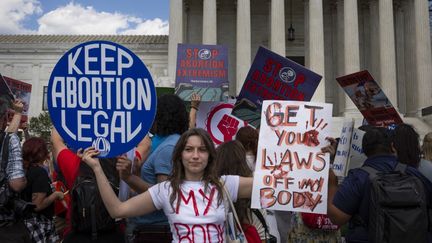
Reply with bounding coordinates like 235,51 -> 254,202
176,190 -> 199,216
198,187 -> 216,216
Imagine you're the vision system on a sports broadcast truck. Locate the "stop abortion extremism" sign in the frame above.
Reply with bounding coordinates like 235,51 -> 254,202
48,40 -> 157,157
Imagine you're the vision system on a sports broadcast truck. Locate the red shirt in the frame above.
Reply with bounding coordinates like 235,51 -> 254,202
56,148 -> 81,236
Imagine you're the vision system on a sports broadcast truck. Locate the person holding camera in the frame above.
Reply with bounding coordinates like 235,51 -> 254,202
0,98 -> 31,243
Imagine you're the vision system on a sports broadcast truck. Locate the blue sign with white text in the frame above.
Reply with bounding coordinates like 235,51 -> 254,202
48,40 -> 157,157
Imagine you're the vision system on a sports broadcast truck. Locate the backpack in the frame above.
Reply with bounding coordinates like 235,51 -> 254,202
71,159 -> 119,240
251,209 -> 277,243
360,163 -> 429,243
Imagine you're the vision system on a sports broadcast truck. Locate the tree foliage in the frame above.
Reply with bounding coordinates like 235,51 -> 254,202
29,111 -> 52,142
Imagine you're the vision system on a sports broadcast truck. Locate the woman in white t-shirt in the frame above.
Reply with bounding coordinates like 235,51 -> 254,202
81,128 -> 254,242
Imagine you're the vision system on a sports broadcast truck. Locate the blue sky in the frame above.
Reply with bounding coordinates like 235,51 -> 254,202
0,0 -> 169,35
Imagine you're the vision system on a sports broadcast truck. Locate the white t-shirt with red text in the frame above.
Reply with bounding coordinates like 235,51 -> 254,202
148,175 -> 239,243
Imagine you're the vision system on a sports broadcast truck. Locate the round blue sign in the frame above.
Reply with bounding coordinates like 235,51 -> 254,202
48,40 -> 157,157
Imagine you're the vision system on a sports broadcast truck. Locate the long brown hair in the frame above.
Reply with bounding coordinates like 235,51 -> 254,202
423,132 -> 432,161
216,140 -> 252,224
236,126 -> 259,156
169,128 -> 224,210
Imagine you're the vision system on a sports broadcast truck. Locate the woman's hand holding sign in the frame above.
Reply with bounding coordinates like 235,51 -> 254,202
82,147 -> 101,170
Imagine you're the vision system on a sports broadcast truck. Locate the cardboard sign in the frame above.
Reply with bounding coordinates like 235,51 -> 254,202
3,76 -> 32,126
48,41 -> 157,157
175,44 -> 229,102
347,128 -> 367,172
0,74 -> 14,116
336,70 -> 402,127
332,120 -> 354,177
196,101 -> 247,145
232,46 -> 322,127
251,100 -> 332,214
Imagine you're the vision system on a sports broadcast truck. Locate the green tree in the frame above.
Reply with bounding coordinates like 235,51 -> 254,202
29,112 -> 52,142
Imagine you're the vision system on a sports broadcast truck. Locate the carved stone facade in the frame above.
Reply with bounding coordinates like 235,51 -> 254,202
0,35 -> 168,118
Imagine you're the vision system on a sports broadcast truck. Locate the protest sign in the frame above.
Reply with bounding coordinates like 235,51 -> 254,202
196,101 -> 247,145
0,74 -> 14,114
332,120 -> 354,177
175,44 -> 229,102
3,76 -> 32,126
232,46 -> 322,127
347,128 -> 367,173
48,40 -> 157,158
251,100 -> 332,214
3,76 -> 32,115
336,70 -> 402,127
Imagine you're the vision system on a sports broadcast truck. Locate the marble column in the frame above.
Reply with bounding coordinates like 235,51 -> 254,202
379,0 -> 398,107
414,0 -> 432,112
361,3 -> 371,72
236,0 -> 251,94
369,0 -> 380,80
336,0 -> 345,115
203,0 -> 217,44
168,0 -> 183,86
403,0 -> 417,116
308,0 -> 325,102
343,0 -> 360,115
395,2 -> 406,115
270,0 -> 285,56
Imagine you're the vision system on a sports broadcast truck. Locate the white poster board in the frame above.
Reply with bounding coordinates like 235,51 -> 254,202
332,120 -> 354,177
347,128 -> 367,173
251,100 -> 332,214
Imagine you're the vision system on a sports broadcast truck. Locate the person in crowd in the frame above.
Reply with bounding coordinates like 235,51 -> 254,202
420,132 -> 432,182
4,100 -> 24,134
0,98 -> 30,242
130,135 -> 152,177
20,122 -> 31,141
81,128 -> 254,242
21,137 -> 64,242
188,93 -> 201,129
51,128 -> 124,243
235,126 -> 259,171
390,124 -> 432,184
423,132 -> 432,161
390,123 -> 421,167
117,94 -> 189,242
288,137 -> 342,243
236,126 -> 281,242
326,126 -> 432,242
216,140 -> 262,243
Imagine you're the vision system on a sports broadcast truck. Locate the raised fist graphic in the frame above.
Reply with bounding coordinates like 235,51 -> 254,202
217,114 -> 239,141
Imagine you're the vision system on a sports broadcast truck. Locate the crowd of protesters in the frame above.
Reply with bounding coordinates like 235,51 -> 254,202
0,93 -> 431,243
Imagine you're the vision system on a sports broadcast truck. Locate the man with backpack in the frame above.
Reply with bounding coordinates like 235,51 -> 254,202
51,128 -> 124,242
0,98 -> 31,242
326,126 -> 432,243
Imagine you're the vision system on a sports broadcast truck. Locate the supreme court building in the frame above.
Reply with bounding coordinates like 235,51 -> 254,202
0,0 -> 431,133
168,0 -> 432,121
